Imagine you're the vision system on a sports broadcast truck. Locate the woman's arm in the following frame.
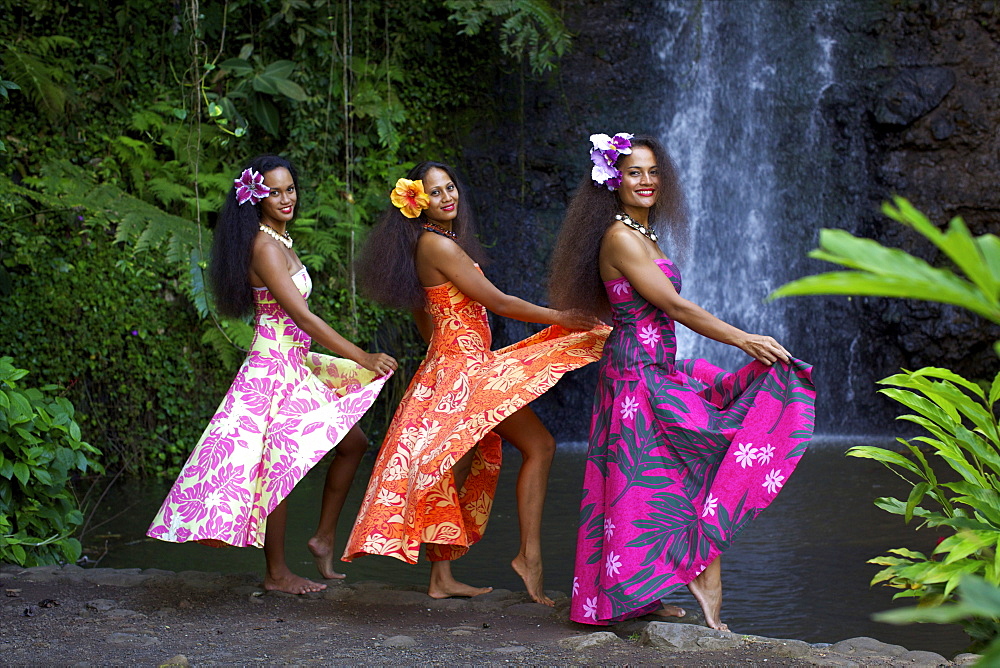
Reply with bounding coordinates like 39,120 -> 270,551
603,230 -> 790,365
251,240 -> 397,375
417,233 -> 598,331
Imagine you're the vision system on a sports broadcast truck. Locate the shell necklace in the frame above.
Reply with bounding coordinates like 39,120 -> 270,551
616,213 -> 657,242
260,223 -> 293,249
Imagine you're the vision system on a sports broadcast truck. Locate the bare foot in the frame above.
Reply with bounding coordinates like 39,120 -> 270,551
688,576 -> 727,631
264,571 -> 327,595
427,559 -> 492,599
511,553 -> 553,607
307,536 -> 346,580
648,604 -> 686,619
427,580 -> 493,599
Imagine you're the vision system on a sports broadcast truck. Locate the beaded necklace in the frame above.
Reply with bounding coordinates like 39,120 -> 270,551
259,223 -> 293,249
616,213 -> 657,242
422,222 -> 458,240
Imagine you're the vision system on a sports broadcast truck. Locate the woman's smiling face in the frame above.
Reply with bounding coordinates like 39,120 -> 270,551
616,146 -> 659,213
422,167 -> 459,225
260,167 -> 297,226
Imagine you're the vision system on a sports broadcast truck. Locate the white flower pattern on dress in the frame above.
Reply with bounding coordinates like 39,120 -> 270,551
583,596 -> 598,620
604,519 -> 616,540
605,551 -> 622,577
638,324 -> 661,348
619,396 -> 639,421
572,577 -> 580,596
763,469 -> 785,494
702,493 -> 719,517
734,442 -> 758,468
757,443 -> 775,465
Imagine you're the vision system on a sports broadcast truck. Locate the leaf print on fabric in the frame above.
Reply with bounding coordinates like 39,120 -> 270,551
760,360 -> 817,434
785,439 -> 810,460
609,409 -> 673,504
601,565 -> 676,621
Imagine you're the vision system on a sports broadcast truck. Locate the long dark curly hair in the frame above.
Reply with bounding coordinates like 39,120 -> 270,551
210,154 -> 300,318
548,136 -> 688,317
357,161 -> 488,310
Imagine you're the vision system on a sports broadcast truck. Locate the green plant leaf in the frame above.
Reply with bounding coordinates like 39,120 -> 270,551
250,95 -> 280,136
905,482 -> 930,524
12,462 -> 29,486
271,77 -> 307,101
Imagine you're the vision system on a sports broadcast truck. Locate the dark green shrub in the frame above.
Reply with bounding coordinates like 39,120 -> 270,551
0,356 -> 103,565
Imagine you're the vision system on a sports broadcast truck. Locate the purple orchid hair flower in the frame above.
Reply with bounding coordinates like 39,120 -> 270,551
234,168 -> 271,206
588,132 -> 634,191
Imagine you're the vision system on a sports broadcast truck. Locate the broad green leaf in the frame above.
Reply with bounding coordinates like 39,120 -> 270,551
886,547 -> 930,560
218,57 -> 254,75
991,370 -> 1000,409
846,446 -> 923,476
263,60 -> 296,79
271,77 -> 307,101
251,74 -> 279,96
12,462 -> 28,486
905,482 -> 930,524
251,96 -> 280,136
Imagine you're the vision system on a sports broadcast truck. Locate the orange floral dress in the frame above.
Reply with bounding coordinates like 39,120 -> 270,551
343,277 -> 610,564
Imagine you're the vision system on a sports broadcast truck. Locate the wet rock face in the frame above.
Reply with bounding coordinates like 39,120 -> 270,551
873,67 -> 956,126
848,0 -> 1000,382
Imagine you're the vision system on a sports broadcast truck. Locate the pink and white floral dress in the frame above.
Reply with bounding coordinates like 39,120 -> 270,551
147,267 -> 389,548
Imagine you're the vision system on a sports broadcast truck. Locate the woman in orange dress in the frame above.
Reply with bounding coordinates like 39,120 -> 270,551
343,162 -> 609,604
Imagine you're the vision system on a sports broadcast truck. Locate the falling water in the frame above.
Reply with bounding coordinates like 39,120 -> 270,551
650,1 -> 885,434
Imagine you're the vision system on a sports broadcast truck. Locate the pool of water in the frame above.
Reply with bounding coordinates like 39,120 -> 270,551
87,439 -> 969,657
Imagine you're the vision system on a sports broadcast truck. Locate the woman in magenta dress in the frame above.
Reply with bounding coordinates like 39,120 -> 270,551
147,155 -> 396,594
550,134 -> 815,630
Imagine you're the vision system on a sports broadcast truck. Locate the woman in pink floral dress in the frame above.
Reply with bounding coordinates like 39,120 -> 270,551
550,135 -> 815,630
147,155 -> 396,595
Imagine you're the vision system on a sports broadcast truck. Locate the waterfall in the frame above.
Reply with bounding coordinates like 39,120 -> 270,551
652,0 -> 875,435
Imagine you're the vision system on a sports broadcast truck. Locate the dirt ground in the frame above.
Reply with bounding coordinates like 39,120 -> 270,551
0,564 -> 967,667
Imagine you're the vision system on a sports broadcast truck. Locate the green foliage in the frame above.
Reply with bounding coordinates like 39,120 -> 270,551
212,55 -> 310,137
874,575 -> 1000,665
0,357 -> 103,566
771,196 -> 1000,344
0,35 -> 78,120
772,198 -> 1000,649
0,0 -> 574,479
846,366 -> 1000,640
445,0 -> 571,73
0,188 -> 232,475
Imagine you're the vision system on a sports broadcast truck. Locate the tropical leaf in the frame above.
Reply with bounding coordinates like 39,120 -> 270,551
770,199 -> 1000,326
609,409 -> 673,504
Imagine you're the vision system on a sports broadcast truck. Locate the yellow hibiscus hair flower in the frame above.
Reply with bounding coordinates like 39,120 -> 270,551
390,178 -> 430,218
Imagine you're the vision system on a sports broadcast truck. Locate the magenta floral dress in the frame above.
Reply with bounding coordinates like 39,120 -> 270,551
570,259 -> 815,624
147,267 -> 389,548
